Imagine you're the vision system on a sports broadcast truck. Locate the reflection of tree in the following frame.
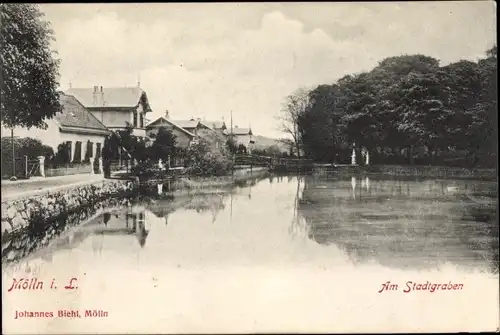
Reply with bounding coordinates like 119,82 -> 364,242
184,193 -> 226,223
289,176 -> 309,239
103,213 -> 111,226
299,176 -> 499,272
146,192 -> 229,224
92,209 -> 150,248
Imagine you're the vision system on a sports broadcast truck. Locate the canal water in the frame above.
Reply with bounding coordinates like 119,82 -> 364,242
2,175 -> 499,333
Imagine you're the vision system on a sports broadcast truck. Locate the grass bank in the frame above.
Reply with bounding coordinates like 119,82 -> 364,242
367,165 -> 497,181
314,164 -> 496,181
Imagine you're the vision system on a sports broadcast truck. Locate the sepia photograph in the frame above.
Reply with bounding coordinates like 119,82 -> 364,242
1,2 -> 498,334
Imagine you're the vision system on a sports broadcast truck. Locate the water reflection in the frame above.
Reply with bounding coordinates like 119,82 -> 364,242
3,174 -> 498,275
299,175 -> 498,273
2,174 -> 498,334
90,205 -> 149,247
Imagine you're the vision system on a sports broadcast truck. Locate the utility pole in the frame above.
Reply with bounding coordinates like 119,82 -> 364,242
230,110 -> 233,140
230,110 -> 234,177
11,127 -> 16,180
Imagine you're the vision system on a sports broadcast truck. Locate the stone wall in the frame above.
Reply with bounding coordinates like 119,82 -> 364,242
1,179 -> 134,238
2,196 -> 135,264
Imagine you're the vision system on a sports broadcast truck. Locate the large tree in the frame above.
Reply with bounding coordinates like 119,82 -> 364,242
294,49 -> 496,167
0,4 -> 62,129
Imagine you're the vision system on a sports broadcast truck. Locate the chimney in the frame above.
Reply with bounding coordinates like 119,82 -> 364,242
165,110 -> 169,119
92,86 -> 98,105
100,86 -> 104,106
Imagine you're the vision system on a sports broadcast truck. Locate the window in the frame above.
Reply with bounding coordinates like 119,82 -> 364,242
133,111 -> 138,127
140,113 -> 144,128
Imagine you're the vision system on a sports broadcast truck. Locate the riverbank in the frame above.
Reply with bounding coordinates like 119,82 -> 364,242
140,167 -> 270,196
315,164 -> 497,181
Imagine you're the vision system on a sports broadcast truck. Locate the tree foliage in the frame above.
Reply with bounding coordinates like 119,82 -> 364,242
184,129 -> 233,176
149,126 -> 177,161
0,4 -> 62,129
294,48 -> 497,167
0,137 -> 53,163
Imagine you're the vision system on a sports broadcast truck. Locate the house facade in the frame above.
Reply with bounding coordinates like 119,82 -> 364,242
230,126 -> 253,147
145,116 -> 196,149
65,85 -> 152,137
1,93 -> 110,162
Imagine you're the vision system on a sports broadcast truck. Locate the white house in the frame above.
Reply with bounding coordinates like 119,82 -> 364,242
230,126 -> 253,146
1,93 -> 110,162
65,84 -> 152,138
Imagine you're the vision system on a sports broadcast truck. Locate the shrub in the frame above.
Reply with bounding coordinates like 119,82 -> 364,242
1,137 -> 54,178
83,140 -> 93,163
149,127 -> 177,161
237,143 -> 247,154
73,141 -> 82,163
53,142 -> 71,165
1,137 -> 54,161
184,129 -> 233,176
251,144 -> 287,157
130,160 -> 166,179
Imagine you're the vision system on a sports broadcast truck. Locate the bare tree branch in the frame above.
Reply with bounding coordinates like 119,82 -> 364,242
276,87 -> 311,158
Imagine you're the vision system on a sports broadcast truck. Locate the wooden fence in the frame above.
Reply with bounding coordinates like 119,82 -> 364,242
44,162 -> 94,177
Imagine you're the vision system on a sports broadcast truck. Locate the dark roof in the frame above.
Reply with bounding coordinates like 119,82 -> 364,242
55,94 -> 109,134
65,87 -> 145,108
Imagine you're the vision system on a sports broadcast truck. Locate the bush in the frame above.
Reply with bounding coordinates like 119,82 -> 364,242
184,130 -> 233,176
73,141 -> 82,163
83,140 -> 93,163
149,127 -> 177,161
251,144 -> 287,157
130,160 -> 166,179
52,142 -> 71,165
1,137 -> 54,161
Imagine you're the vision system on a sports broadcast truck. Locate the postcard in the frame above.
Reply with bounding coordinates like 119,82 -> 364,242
1,2 -> 498,334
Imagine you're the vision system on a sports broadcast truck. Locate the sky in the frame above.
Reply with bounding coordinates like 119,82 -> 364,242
40,2 -> 496,138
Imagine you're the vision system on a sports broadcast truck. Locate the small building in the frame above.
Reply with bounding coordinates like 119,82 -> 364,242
2,93 -> 110,162
65,84 -> 152,138
202,119 -> 228,135
145,113 -> 196,149
230,126 -> 253,146
170,118 -> 213,136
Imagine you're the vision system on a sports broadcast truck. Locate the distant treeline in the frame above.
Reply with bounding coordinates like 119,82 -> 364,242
295,46 -> 497,167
